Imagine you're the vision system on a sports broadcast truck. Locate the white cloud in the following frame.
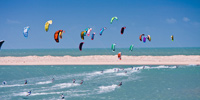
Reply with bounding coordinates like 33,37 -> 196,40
6,19 -> 20,24
183,17 -> 190,22
166,18 -> 177,24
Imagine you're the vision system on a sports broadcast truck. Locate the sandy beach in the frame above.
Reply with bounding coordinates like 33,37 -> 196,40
0,55 -> 199,65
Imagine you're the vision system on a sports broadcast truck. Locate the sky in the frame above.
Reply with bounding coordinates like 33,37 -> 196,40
0,0 -> 200,49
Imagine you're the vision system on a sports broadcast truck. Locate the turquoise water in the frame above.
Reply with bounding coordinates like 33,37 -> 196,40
0,48 -> 200,57
0,65 -> 200,100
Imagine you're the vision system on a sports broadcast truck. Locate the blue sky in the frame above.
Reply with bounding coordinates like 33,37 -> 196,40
0,0 -> 200,49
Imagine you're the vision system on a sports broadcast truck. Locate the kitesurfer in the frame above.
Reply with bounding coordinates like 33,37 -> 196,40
118,82 -> 122,86
52,78 -> 55,82
80,80 -> 84,85
73,79 -> 76,83
26,91 -> 31,96
61,94 -> 64,99
24,80 -> 27,84
2,81 -> 7,85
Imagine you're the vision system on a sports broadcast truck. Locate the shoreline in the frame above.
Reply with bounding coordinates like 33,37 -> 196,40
0,55 -> 199,65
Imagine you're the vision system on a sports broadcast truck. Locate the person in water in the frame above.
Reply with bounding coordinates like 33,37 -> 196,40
118,82 -> 122,86
73,79 -> 76,83
125,71 -> 127,73
2,81 -> 7,85
52,78 -> 55,82
61,94 -> 64,99
101,70 -> 103,73
24,80 -> 27,84
80,80 -> 84,85
26,91 -> 31,96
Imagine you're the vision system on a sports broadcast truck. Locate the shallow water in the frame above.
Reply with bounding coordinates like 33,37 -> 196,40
0,48 -> 200,57
0,65 -> 200,100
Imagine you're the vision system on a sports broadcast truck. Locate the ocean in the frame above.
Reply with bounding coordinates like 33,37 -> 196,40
0,48 -> 200,100
0,65 -> 200,100
0,47 -> 200,57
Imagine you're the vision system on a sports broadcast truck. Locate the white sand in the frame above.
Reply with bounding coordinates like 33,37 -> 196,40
0,55 -> 199,65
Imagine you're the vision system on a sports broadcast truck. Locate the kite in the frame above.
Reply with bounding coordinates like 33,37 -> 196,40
79,42 -> 84,51
45,20 -> 52,32
23,26 -> 30,37
110,16 -> 118,24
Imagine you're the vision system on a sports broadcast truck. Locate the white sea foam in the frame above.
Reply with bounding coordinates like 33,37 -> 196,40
36,81 -> 52,85
13,92 -> 28,96
52,83 -> 80,89
188,64 -> 198,66
0,84 -> 24,88
98,84 -> 118,94
115,73 -> 128,76
13,91 -> 62,97
31,91 -> 62,96
87,71 -> 102,76
103,69 -> 115,73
